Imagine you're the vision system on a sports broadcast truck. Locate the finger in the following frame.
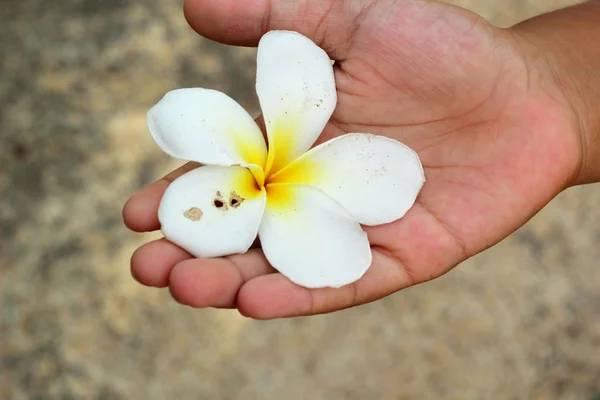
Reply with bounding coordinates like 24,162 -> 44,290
183,0 -> 363,58
122,162 -> 200,232
131,238 -> 193,287
236,250 -> 413,319
169,249 -> 275,308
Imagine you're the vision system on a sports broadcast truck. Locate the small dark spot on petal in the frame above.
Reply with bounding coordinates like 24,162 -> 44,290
214,199 -> 226,209
184,207 -> 203,221
229,191 -> 245,208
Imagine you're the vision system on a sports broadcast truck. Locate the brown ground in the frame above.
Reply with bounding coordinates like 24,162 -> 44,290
1,0 -> 599,399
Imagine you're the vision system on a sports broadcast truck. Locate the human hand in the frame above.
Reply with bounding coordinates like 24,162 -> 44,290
123,0 -> 581,318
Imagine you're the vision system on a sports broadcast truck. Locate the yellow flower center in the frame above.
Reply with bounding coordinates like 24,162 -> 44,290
241,115 -> 320,210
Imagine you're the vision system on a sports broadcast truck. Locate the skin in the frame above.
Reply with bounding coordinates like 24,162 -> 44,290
122,0 -> 599,319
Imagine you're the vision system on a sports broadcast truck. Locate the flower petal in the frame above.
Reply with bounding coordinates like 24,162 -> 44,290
159,166 -> 266,258
256,31 -> 336,176
270,134 -> 425,226
259,184 -> 371,288
147,88 -> 267,179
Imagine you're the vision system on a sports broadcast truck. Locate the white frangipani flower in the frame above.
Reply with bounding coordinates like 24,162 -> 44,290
147,31 -> 425,289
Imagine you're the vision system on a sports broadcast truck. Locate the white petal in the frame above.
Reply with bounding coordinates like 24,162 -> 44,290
259,184 -> 371,288
270,134 -> 425,225
159,166 -> 266,258
256,31 -> 336,175
148,88 -> 267,171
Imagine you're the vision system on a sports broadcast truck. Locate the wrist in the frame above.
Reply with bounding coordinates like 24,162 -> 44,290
508,27 -> 584,186
509,4 -> 600,186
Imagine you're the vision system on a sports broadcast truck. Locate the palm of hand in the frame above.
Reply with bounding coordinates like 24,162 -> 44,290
323,1 -> 578,285
124,0 -> 580,318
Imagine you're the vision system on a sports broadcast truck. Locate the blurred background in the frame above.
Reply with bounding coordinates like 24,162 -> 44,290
1,0 -> 599,398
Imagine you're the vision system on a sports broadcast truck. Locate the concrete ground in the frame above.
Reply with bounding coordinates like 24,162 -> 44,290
1,0 -> 598,399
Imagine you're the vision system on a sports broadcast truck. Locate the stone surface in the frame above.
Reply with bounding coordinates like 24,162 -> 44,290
0,0 -> 598,399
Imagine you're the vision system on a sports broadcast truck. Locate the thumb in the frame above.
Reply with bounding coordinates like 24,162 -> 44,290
183,0 -> 368,59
